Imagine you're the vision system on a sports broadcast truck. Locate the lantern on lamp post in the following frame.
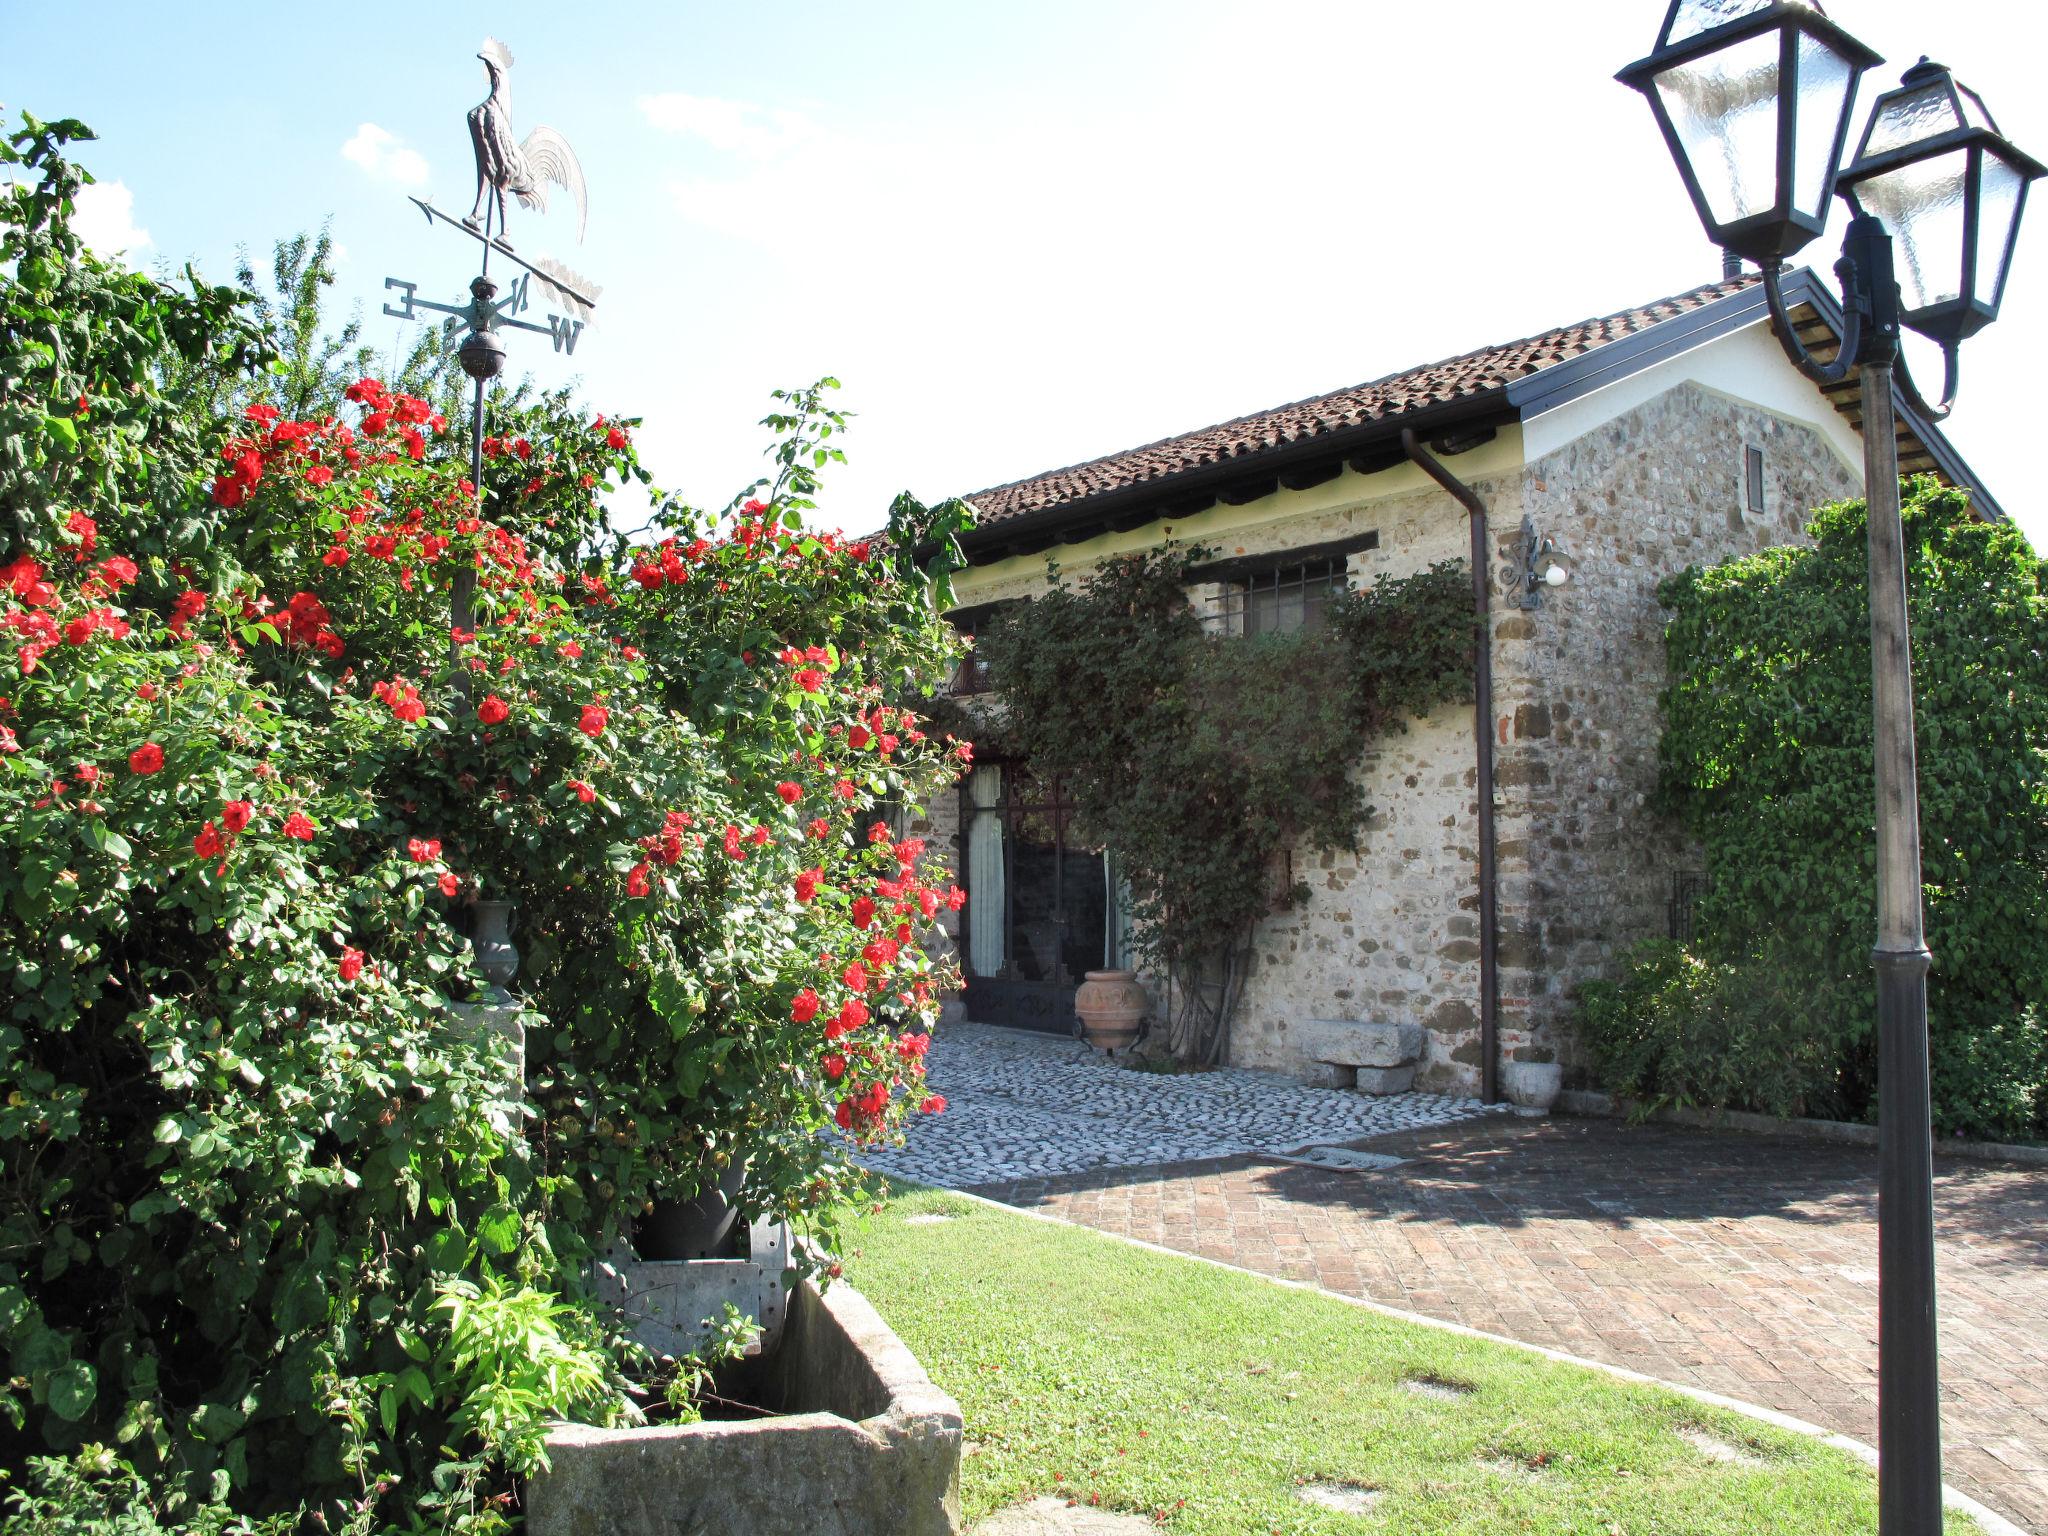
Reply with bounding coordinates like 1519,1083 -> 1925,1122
1619,8 -> 2041,1535
1616,0 -> 1880,265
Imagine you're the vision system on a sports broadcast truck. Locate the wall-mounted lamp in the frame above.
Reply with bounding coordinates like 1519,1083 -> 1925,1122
1503,513 -> 1571,608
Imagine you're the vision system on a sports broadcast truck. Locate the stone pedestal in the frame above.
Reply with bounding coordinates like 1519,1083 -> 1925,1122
449,999 -> 525,1085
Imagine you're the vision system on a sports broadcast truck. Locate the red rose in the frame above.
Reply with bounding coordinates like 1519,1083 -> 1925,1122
791,988 -> 821,1024
793,668 -> 825,693
776,781 -> 802,805
626,862 -> 652,898
824,1052 -> 847,1081
128,742 -> 164,775
338,946 -> 366,982
794,868 -> 822,903
567,779 -> 596,803
848,724 -> 872,749
606,426 -> 628,450
221,799 -> 255,833
578,702 -> 609,737
476,695 -> 509,725
832,780 -> 856,802
406,836 -> 442,863
438,871 -> 460,898
281,811 -> 315,841
841,961 -> 869,993
193,822 -> 226,859
921,1094 -> 947,1115
838,997 -> 869,1031
862,938 -> 899,971
851,895 -> 876,930
834,1099 -> 854,1130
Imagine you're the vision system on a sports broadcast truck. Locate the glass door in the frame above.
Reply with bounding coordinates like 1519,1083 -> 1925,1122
959,763 -> 1111,1033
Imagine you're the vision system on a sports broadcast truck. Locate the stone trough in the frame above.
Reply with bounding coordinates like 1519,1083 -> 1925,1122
525,1273 -> 964,1536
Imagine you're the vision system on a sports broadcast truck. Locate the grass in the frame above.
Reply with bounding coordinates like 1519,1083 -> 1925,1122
842,1185 -> 1979,1535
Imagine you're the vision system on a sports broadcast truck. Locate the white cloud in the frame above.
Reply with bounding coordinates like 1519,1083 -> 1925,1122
71,180 -> 150,262
340,122 -> 429,188
638,93 -> 819,159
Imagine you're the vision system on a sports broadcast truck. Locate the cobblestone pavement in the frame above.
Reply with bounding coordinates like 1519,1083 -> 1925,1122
856,1022 -> 1501,1187
973,1115 -> 2048,1534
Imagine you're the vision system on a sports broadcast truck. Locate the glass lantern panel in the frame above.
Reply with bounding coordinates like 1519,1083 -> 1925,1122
1791,31 -> 1856,219
1973,151 -> 2026,309
1666,0 -> 1800,46
1655,30 -> 1785,225
1954,81 -> 1999,135
1863,82 -> 1960,155
1856,149 -> 1970,312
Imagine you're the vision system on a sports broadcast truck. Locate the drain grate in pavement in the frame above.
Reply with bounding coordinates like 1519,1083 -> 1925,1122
1280,1145 -> 1407,1172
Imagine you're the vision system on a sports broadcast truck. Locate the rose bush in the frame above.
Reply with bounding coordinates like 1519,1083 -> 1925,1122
0,116 -> 971,1529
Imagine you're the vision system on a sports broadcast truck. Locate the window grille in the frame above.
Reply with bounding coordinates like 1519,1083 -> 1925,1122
1203,551 -> 1363,635
943,602 -> 1012,695
1669,871 -> 1708,943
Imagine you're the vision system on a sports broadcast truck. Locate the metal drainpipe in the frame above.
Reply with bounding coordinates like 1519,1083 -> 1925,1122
1400,428 -> 1500,1106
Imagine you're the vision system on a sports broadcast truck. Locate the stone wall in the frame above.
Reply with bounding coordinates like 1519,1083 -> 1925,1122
1495,381 -> 1860,1080
1227,479 -> 1505,1087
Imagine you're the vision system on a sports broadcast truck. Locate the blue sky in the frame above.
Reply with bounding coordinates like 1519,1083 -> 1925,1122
10,1 -> 2045,545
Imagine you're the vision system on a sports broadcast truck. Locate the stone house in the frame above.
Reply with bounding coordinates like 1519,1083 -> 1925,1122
917,271 -> 2003,1098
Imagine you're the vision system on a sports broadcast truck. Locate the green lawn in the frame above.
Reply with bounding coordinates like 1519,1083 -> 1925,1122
842,1186 -> 1977,1535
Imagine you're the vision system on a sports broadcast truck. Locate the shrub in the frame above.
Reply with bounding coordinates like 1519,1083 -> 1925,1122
1576,940 -> 1854,1121
1588,477 -> 2048,1141
0,115 -> 971,1526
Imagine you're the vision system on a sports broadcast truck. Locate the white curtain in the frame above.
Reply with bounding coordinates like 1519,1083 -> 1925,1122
966,767 -> 1005,977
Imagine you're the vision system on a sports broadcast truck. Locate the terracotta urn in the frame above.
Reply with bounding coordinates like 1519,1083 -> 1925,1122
1074,969 -> 1147,1053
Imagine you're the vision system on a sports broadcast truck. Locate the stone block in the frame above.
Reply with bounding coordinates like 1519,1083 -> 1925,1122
527,1275 -> 963,1536
1353,1064 -> 1417,1096
1293,1018 -> 1424,1068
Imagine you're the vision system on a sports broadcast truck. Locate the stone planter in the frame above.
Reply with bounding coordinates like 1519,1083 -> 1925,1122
1501,1060 -> 1563,1111
1074,969 -> 1146,1053
526,1274 -> 963,1536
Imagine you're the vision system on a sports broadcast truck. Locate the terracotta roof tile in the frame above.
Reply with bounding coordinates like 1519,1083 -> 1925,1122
964,274 -> 1763,527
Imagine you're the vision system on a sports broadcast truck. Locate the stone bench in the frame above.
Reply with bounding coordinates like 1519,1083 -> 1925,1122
1293,1019 -> 1426,1095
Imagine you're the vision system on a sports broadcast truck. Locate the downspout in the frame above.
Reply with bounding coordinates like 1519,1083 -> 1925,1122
1400,428 -> 1500,1106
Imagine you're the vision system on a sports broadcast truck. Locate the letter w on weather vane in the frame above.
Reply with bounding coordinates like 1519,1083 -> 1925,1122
380,36 -> 602,360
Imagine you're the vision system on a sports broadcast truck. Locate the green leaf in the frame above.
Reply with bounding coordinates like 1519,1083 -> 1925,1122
46,1360 -> 95,1421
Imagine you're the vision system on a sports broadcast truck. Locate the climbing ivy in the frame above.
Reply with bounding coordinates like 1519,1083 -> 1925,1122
971,548 -> 1473,1063
1581,478 -> 2048,1140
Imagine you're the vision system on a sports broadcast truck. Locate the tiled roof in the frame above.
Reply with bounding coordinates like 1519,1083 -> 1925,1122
964,273 -> 1764,527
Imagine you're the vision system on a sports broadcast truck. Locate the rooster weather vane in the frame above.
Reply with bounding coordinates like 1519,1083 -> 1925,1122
378,37 -> 606,662
381,35 -> 602,408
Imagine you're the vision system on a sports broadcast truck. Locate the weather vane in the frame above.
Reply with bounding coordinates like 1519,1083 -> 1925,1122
379,36 -> 605,647
380,37 -> 602,464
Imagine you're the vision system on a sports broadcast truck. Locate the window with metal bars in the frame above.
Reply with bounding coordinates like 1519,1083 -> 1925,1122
1195,531 -> 1377,635
943,601 -> 1015,695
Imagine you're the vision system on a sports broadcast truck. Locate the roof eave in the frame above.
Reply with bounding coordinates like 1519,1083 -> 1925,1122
957,391 -> 1516,562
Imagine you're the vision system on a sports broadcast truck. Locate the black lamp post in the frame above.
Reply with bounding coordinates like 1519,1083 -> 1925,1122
1619,6 -> 2042,1534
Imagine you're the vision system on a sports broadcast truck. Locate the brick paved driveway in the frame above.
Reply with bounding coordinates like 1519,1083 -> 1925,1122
972,1116 -> 2048,1533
